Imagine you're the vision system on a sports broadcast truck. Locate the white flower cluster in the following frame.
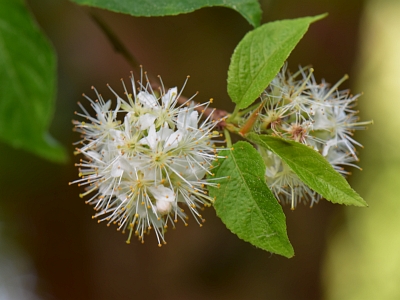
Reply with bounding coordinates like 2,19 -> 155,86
257,65 -> 372,209
71,73 -> 222,246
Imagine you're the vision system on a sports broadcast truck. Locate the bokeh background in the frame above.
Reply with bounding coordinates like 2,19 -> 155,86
0,0 -> 398,299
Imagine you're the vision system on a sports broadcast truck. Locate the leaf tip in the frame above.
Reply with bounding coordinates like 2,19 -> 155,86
281,245 -> 295,258
311,13 -> 329,23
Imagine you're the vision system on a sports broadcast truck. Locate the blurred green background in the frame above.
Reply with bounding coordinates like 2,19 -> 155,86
1,0 -> 397,299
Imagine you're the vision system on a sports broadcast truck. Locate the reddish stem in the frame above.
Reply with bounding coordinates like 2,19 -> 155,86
238,103 -> 263,136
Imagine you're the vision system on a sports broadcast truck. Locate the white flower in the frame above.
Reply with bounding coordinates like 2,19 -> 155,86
71,72 -> 222,246
162,87 -> 178,107
138,91 -> 159,108
258,65 -> 372,208
148,185 -> 175,215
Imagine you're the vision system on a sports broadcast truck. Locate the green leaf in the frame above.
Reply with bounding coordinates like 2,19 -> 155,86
70,0 -> 262,27
0,0 -> 67,163
247,133 -> 367,207
209,141 -> 294,257
228,14 -> 327,109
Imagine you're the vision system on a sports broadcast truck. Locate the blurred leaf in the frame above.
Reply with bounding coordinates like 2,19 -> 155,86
209,141 -> 294,258
0,0 -> 66,163
228,14 -> 326,109
70,0 -> 262,27
248,134 -> 367,207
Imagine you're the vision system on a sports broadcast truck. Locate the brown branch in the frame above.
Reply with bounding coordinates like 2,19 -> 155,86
239,102 -> 263,136
89,12 -> 140,70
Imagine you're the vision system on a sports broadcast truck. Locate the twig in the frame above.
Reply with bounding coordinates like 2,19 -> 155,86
89,12 -> 140,70
88,11 -> 229,127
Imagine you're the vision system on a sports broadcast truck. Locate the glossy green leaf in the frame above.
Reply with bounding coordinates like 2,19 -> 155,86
0,0 -> 67,162
228,14 -> 326,109
70,0 -> 262,27
248,134 -> 367,207
209,141 -> 294,257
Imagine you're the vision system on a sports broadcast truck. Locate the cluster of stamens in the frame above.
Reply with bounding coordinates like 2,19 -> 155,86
255,65 -> 372,209
70,72 -> 223,245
